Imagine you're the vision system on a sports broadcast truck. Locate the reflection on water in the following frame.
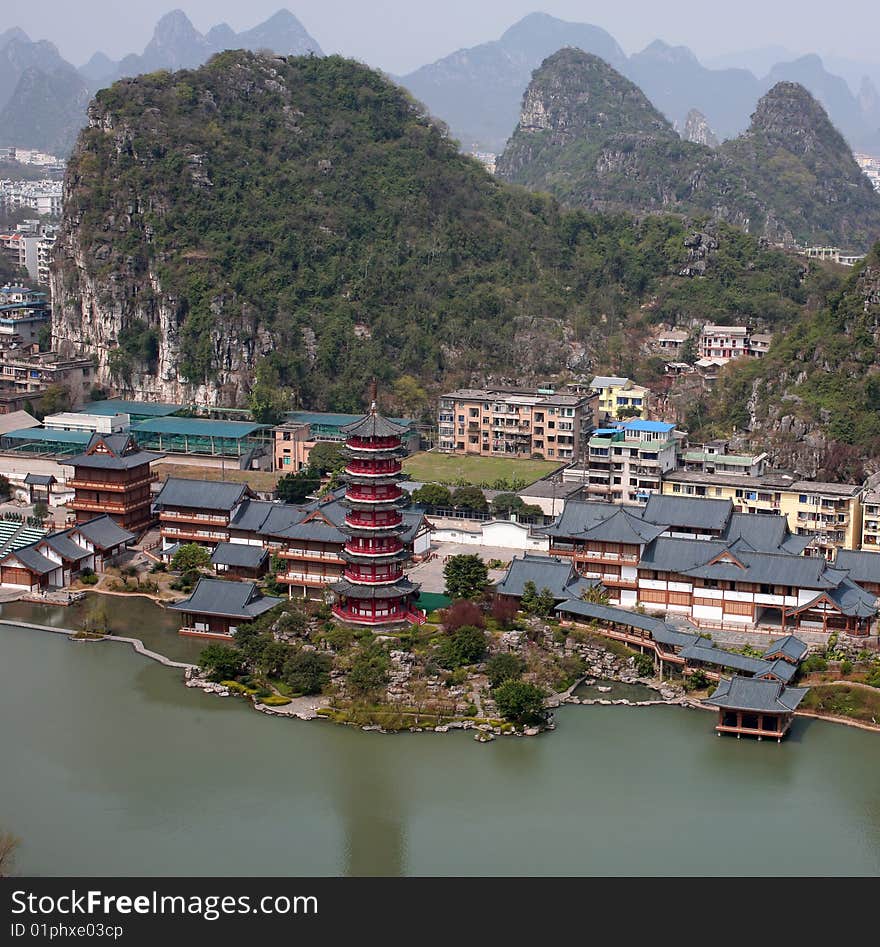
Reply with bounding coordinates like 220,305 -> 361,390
0,594 -> 205,663
573,679 -> 662,702
1,623 -> 880,876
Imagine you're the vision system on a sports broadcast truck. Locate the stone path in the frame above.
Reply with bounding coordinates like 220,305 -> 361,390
0,618 -> 194,670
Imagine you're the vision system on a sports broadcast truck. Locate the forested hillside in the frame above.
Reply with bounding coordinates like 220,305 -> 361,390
52,51 -> 818,414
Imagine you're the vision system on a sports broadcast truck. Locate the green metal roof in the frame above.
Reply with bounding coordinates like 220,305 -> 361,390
132,417 -> 268,439
78,399 -> 182,418
0,428 -> 92,445
286,411 -> 414,429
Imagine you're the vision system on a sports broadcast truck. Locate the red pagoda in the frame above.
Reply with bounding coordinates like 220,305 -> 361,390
331,402 -> 420,627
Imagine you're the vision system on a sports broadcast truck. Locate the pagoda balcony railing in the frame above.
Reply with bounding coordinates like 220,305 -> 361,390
346,437 -> 401,451
332,606 -> 409,624
343,570 -> 403,584
344,542 -> 404,557
344,460 -> 401,476
345,486 -> 404,503
68,474 -> 157,492
345,512 -> 403,529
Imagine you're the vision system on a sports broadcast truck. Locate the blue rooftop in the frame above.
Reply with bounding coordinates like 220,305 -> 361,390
78,399 -> 182,418
132,417 -> 268,439
621,420 -> 675,434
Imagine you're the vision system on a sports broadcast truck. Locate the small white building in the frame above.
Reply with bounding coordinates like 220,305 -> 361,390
43,412 -> 130,435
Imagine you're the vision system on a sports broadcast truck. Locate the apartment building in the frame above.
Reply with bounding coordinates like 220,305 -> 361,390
680,441 -> 768,477
0,222 -> 58,283
437,387 -> 596,461
861,490 -> 880,550
698,325 -> 771,363
563,419 -> 678,504
589,376 -> 650,419
661,471 -> 863,558
0,284 -> 50,347
0,351 -> 94,401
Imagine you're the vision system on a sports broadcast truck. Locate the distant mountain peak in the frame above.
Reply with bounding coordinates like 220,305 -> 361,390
638,40 -> 699,66
748,81 -> 843,151
683,108 -> 719,147
0,27 -> 31,49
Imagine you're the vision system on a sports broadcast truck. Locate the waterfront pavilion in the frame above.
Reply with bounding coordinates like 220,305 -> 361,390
705,676 -> 809,742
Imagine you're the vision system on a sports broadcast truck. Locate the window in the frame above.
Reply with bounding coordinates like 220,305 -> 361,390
283,457 -> 291,465
760,583 -> 773,595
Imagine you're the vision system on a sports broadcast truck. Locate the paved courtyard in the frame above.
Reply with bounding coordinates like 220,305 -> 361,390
408,543 -> 518,593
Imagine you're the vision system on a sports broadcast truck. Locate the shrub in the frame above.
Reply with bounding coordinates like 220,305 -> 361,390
442,599 -> 484,632
260,695 -> 293,707
171,543 -> 211,573
840,659 -> 853,676
348,642 -> 390,695
438,624 -> 487,669
684,669 -> 710,692
493,680 -> 547,726
801,654 -> 828,674
199,644 -> 244,682
79,572 -> 99,586
486,652 -> 525,688
633,653 -> 655,677
282,650 -> 332,696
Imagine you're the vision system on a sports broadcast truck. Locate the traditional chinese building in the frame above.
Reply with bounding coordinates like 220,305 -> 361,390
170,577 -> 281,640
705,676 -> 809,741
66,432 -> 162,533
331,404 -> 420,627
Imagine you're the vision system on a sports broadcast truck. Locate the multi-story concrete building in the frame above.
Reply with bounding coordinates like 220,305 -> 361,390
0,351 -> 95,402
861,491 -> 880,551
698,324 -> 771,363
661,471 -> 863,559
563,419 -> 678,504
0,284 -> 50,347
437,387 -> 596,461
588,376 -> 650,419
680,441 -> 768,477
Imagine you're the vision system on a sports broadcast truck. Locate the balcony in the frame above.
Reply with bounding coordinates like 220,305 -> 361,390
344,460 -> 401,477
161,527 -> 228,543
160,511 -> 230,526
343,569 -> 402,584
70,497 -> 150,515
345,512 -> 403,529
68,474 -> 157,492
279,572 -> 340,587
277,548 -> 343,563
346,486 -> 404,504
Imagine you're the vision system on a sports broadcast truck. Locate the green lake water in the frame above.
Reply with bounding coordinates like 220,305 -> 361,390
2,611 -> 880,876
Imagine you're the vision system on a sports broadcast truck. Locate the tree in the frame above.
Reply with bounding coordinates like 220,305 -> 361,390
411,483 -> 452,509
392,374 -> 429,417
451,485 -> 488,514
535,587 -> 556,617
171,542 -> 211,573
520,581 -> 539,614
680,334 -> 698,365
439,624 -> 487,668
493,680 -> 547,726
441,599 -> 484,632
0,830 -> 20,877
443,554 -> 489,599
348,642 -> 390,695
283,650 -> 332,695
35,383 -> 70,419
199,644 -> 244,682
490,493 -> 523,516
33,501 -> 48,522
486,652 -> 525,688
307,441 -> 347,476
82,596 -> 111,635
277,470 -> 320,504
249,362 -> 291,424
491,595 -> 519,629
581,584 -> 611,605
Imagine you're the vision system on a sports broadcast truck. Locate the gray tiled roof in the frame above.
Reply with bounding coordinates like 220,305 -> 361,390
835,550 -> 880,586
6,544 -> 57,575
720,512 -> 788,550
155,477 -> 247,512
795,578 -> 877,618
67,432 -> 162,470
74,515 -> 135,550
706,675 -> 808,713
577,507 -> 666,545
679,549 -> 844,589
643,495 -> 732,531
496,554 -> 594,600
340,411 -> 407,438
679,643 -> 770,675
24,472 -> 55,485
258,505 -> 307,537
542,500 -> 647,538
229,499 -> 278,532
638,537 -> 730,573
762,635 -> 809,663
331,577 -> 420,599
42,532 -> 92,563
169,577 -> 281,619
761,659 -> 798,684
210,543 -> 269,568
275,521 -> 347,544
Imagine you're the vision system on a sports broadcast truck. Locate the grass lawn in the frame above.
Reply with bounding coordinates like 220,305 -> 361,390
403,452 -> 561,487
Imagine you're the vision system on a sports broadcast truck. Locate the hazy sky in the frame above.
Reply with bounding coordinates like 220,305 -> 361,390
4,0 -> 880,73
